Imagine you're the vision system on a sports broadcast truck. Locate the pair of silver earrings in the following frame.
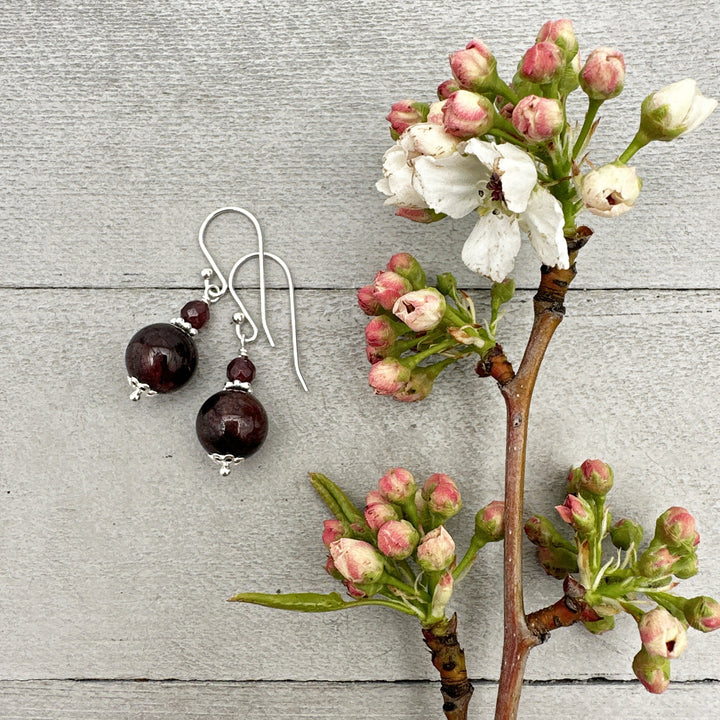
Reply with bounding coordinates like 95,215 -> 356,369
124,207 -> 308,476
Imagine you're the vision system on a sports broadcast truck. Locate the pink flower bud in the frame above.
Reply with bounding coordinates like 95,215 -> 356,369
378,467 -> 417,503
429,571 -> 454,619
581,163 -> 642,218
377,519 -> 420,560
639,545 -> 681,578
395,206 -> 445,223
366,490 -> 386,506
357,284 -> 383,316
392,366 -> 436,402
329,538 -> 385,585
437,78 -> 462,100
386,99 -> 428,137
365,316 -> 399,349
343,579 -> 368,598
449,39 -> 497,92
655,506 -> 698,549
364,501 -> 400,530
324,555 -> 344,580
322,519 -> 347,549
372,271 -> 413,311
511,95 -> 563,142
392,288 -> 446,332
580,47 -> 625,100
386,253 -> 427,290
525,515 -> 568,549
417,526 -> 456,572
632,647 -> 671,694
366,345 -> 390,364
474,500 -> 505,542
427,100 -> 447,125
442,90 -> 495,139
685,596 -> 720,632
568,459 -> 614,496
639,607 -> 687,659
368,357 -> 411,395
536,19 -> 578,58
556,494 -> 595,535
537,545 -> 579,579
422,474 -> 462,518
519,42 -> 564,84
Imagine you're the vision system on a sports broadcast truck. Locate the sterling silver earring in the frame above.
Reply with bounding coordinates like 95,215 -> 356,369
124,208 -> 236,400
194,212 -> 308,475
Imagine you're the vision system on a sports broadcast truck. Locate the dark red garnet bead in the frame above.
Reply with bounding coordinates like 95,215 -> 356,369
180,299 -> 210,330
196,389 -> 268,459
125,322 -> 198,393
226,356 -> 256,383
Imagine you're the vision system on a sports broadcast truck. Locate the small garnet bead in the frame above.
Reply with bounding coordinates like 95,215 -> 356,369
226,356 -> 256,383
180,300 -> 210,330
196,389 -> 268,459
125,322 -> 198,393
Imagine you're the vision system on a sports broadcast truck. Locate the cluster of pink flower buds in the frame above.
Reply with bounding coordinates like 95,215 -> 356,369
359,254 -> 481,402
314,468 -> 503,625
521,460 -> 718,695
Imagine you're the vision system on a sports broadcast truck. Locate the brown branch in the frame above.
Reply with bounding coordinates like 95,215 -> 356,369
422,614 -> 474,720
475,344 -> 516,385
526,577 -> 601,641
493,235 -> 588,720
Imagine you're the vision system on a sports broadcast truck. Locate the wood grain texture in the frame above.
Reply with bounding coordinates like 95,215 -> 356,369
0,289 -> 718,685
0,680 -> 719,719
2,0 -> 720,716
0,1 -> 718,291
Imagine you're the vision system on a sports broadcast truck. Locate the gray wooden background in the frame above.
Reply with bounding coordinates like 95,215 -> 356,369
1,1 -> 719,718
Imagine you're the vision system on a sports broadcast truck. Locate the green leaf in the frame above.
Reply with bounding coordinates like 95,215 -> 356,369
309,473 -> 365,525
490,279 -> 515,334
436,272 -> 458,299
229,591 -> 348,612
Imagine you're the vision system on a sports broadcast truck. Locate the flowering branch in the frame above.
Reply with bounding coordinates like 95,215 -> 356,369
229,18 -> 719,720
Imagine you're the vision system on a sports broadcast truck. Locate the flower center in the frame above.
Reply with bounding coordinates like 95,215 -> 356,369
486,172 -> 506,203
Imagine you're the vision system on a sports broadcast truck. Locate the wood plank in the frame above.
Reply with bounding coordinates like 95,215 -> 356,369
0,680 -> 718,719
1,288 -> 719,684
0,2 -> 718,290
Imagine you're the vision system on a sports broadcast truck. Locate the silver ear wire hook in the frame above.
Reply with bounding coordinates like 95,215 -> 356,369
229,251 -> 309,392
197,208 -> 271,348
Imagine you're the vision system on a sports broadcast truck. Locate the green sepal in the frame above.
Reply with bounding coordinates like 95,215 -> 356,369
309,473 -> 365,526
436,272 -> 458,300
583,615 -> 615,634
229,591 -> 348,612
490,279 -> 515,335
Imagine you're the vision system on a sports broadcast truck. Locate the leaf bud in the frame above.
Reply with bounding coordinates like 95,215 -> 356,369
610,518 -> 644,550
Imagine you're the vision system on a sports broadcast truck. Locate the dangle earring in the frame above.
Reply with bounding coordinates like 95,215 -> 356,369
195,237 -> 308,476
124,207 -> 254,400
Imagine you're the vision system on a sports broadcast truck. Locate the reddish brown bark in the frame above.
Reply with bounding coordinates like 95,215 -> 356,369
422,614 -> 474,720
493,238 -> 587,720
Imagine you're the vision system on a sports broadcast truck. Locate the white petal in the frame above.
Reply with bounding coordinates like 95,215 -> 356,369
519,186 -> 569,269
413,153 -> 486,218
461,211 -> 522,282
462,138 -> 500,169
495,145 -> 538,214
401,123 -> 460,158
378,145 -> 427,208
684,93 -> 718,133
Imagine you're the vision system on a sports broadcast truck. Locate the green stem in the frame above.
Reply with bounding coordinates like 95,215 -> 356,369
381,572 -> 430,602
618,129 -> 650,163
346,597 -> 426,619
404,338 -> 458,368
572,98 -> 603,159
494,77 -> 519,105
452,536 -> 487,582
